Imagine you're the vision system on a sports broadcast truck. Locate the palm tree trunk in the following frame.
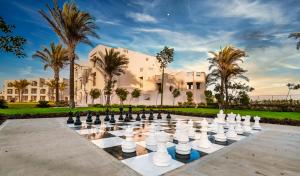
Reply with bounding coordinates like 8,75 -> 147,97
224,79 -> 229,110
54,71 -> 60,106
18,90 -> 21,102
160,67 -> 164,107
69,49 -> 75,108
220,77 -> 225,110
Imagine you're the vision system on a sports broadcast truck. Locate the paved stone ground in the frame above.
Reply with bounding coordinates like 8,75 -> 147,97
0,118 -> 300,176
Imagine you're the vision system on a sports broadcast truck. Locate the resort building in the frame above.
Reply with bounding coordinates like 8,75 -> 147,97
75,45 -> 206,106
0,78 -> 69,102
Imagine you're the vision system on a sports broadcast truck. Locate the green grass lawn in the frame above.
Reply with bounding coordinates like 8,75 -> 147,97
0,105 -> 299,121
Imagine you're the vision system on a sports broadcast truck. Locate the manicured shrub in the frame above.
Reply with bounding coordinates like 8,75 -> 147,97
0,99 -> 8,109
36,101 -> 51,108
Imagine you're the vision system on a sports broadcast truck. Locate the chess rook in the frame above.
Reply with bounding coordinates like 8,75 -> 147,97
121,126 -> 136,153
253,116 -> 262,130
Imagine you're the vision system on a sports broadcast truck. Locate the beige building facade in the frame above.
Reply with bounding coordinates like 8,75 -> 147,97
0,78 -> 69,102
75,45 -> 206,106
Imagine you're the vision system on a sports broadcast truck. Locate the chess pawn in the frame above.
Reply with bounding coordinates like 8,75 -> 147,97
146,124 -> 157,146
94,113 -> 101,125
176,124 -> 191,155
124,113 -> 130,122
86,111 -> 93,123
253,116 -> 262,130
129,112 -> 133,120
136,113 -> 141,121
121,126 -> 136,153
235,114 -> 244,134
226,123 -> 238,140
157,112 -> 162,119
74,112 -> 82,126
197,118 -> 212,148
153,131 -> 172,167
188,119 -> 195,138
209,118 -> 218,133
141,109 -> 146,119
166,112 -> 171,119
104,110 -> 110,121
214,124 -> 227,142
67,111 -> 74,124
119,112 -> 124,121
217,110 -> 226,124
243,116 -> 252,133
149,111 -> 154,120
109,114 -> 116,123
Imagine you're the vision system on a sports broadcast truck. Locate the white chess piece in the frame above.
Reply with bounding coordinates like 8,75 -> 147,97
209,118 -> 218,133
176,123 -> 191,155
121,126 -> 136,153
235,114 -> 244,134
243,115 -> 252,133
214,124 -> 227,142
153,131 -> 172,167
146,123 -> 157,147
226,113 -> 237,139
188,119 -> 195,138
252,116 -> 262,130
174,119 -> 183,140
197,118 -> 212,149
217,110 -> 226,124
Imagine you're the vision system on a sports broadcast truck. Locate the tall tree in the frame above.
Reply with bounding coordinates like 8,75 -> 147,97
89,88 -> 101,104
39,0 -> 99,108
59,81 -> 67,101
289,32 -> 300,50
81,68 -> 92,104
12,79 -> 30,102
115,88 -> 129,106
46,79 -> 56,101
0,17 -> 26,57
156,46 -> 174,107
97,48 -> 129,105
33,42 -> 68,105
207,46 -> 247,109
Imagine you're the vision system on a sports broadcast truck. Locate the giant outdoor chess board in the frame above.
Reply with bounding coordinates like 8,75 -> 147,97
67,113 -> 261,176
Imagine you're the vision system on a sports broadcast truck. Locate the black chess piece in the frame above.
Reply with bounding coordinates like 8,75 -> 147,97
119,112 -> 124,121
141,109 -> 146,119
136,112 -> 141,121
67,111 -> 74,124
86,111 -> 93,123
94,112 -> 101,125
157,111 -> 162,119
149,111 -> 154,120
74,112 -> 82,126
119,107 -> 124,113
129,111 -> 133,120
124,113 -> 130,122
166,112 -> 171,119
110,114 -> 116,123
104,109 -> 110,121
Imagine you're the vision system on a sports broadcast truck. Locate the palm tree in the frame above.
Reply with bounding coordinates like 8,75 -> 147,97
89,88 -> 101,104
81,68 -> 92,104
12,79 -> 30,102
207,46 -> 247,109
156,46 -> 174,107
97,48 -> 129,105
59,81 -> 67,101
33,42 -> 68,105
289,32 -> 300,50
46,79 -> 56,101
39,0 -> 99,108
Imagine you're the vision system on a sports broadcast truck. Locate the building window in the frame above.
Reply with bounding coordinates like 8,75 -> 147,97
31,96 -> 37,102
7,96 -> 12,101
156,83 -> 162,92
40,96 -> 46,101
7,82 -> 13,87
196,82 -> 201,89
187,72 -> 193,77
196,72 -> 201,76
139,77 -> 143,88
31,88 -> 37,94
40,89 -> 46,94
23,89 -> 28,94
144,94 -> 150,100
7,89 -> 13,94
22,96 -> 28,101
15,89 -> 19,94
31,81 -> 38,86
187,82 -> 193,90
92,72 -> 96,86
146,58 -> 149,61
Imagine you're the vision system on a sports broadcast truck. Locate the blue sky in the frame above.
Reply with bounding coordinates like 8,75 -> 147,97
0,0 -> 299,95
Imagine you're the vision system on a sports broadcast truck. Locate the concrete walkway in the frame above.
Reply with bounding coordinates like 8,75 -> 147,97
0,118 -> 300,176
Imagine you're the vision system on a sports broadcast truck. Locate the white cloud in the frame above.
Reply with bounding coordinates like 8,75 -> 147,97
210,0 -> 287,24
127,12 -> 158,23
96,18 -> 120,25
